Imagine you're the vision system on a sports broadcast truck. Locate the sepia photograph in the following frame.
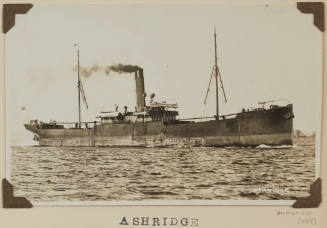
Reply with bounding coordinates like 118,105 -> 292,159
3,2 -> 322,205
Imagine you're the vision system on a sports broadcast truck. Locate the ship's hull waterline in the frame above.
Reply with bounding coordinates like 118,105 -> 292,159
24,105 -> 294,147
32,133 -> 292,147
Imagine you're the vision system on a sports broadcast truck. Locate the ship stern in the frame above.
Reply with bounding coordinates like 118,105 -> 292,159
24,123 -> 41,141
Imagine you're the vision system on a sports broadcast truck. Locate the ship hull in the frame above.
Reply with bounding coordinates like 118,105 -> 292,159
25,105 -> 294,147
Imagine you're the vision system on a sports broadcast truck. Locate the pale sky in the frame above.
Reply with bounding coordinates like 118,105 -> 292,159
5,4 -> 322,145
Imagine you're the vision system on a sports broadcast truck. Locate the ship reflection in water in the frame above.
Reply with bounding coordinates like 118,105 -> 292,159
10,137 -> 315,202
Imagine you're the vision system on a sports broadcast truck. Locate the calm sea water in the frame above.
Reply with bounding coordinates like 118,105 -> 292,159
10,137 -> 315,202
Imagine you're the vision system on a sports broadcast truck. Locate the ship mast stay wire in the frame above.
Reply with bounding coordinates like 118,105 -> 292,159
80,79 -> 89,124
204,66 -> 215,105
204,65 -> 227,105
80,80 -> 88,109
217,65 -> 227,103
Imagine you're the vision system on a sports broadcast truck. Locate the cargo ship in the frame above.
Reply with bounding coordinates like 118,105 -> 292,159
24,31 -> 294,147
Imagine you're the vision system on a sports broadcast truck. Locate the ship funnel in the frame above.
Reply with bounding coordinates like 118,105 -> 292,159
134,69 -> 146,111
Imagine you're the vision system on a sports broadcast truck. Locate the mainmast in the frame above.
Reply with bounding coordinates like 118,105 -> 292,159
204,28 -> 227,118
214,28 -> 219,120
77,46 -> 81,128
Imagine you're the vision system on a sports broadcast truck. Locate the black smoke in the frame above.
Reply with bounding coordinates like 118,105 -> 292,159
75,64 -> 142,78
108,64 -> 141,73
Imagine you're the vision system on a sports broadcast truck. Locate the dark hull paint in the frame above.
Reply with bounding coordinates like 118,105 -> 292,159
24,105 -> 294,147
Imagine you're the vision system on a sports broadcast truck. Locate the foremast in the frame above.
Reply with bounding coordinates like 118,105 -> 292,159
74,44 -> 88,128
77,46 -> 81,128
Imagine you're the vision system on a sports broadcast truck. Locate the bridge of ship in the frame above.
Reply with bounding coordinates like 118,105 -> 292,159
97,102 -> 179,124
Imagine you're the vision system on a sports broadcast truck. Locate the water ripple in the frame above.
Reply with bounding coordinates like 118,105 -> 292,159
10,137 -> 315,202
